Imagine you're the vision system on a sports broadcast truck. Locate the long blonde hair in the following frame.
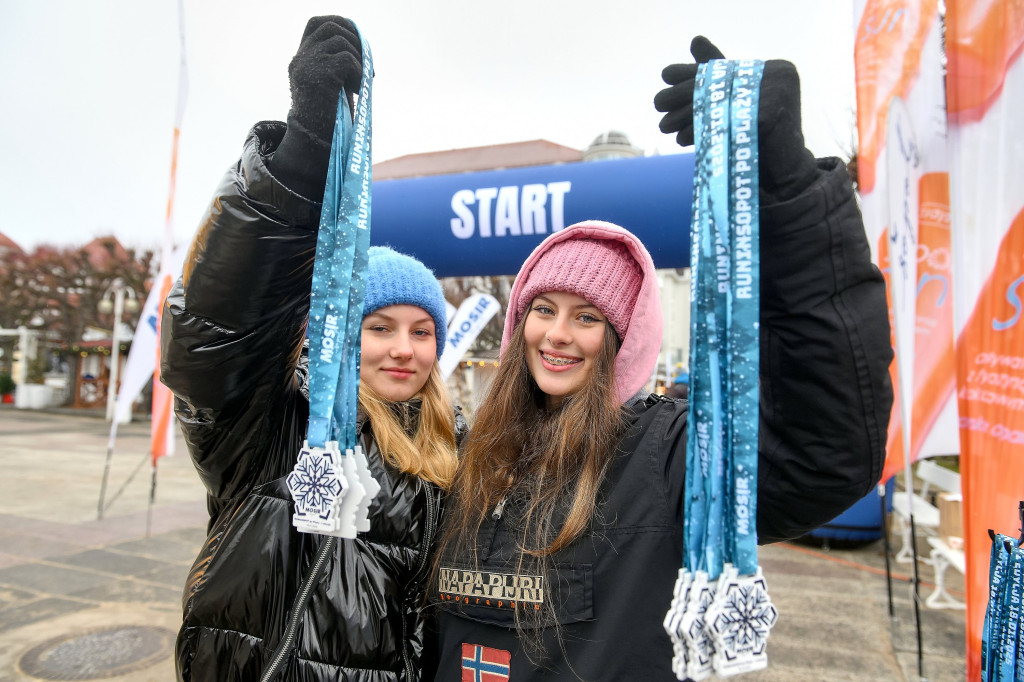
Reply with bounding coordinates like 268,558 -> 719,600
358,363 -> 458,488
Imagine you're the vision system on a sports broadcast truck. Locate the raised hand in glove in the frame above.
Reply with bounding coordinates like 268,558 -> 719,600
653,36 -> 818,203
269,16 -> 363,201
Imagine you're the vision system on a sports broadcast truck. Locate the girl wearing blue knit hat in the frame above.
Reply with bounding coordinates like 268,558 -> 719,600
358,245 -> 460,485
160,19 -> 463,681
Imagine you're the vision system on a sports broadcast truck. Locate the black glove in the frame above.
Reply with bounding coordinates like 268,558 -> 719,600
269,16 -> 363,201
654,36 -> 818,203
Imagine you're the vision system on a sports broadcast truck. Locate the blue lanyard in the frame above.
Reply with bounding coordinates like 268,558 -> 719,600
684,60 -> 711,575
685,59 -> 764,580
982,534 -> 1022,681
726,60 -> 764,576
305,31 -> 374,450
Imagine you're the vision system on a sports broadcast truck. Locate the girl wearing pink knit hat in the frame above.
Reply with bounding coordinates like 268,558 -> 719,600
430,211 -> 891,676
428,35 -> 892,682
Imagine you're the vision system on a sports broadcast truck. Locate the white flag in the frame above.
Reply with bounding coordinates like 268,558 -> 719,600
113,246 -> 187,424
439,294 -> 501,379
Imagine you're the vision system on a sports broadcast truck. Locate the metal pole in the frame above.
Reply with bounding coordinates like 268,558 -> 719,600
880,482 -> 894,619
105,281 -> 125,421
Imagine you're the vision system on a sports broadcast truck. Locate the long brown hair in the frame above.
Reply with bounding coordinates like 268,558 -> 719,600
439,308 -> 626,555
358,363 -> 458,488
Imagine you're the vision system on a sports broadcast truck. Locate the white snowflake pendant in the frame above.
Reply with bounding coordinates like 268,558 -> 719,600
350,445 -> 380,533
287,440 -> 347,534
679,569 -> 718,681
706,565 -> 777,676
664,568 -> 692,680
329,450 -> 365,539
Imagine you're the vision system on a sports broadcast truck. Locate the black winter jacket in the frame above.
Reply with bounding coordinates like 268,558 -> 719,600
161,122 -> 464,682
433,158 -> 893,680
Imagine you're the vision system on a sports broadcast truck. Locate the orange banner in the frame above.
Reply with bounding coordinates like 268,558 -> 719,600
955,207 -> 1024,679
152,0 -> 188,465
854,0 -> 938,194
878,172 -> 956,483
946,0 -> 1024,123
150,272 -> 175,465
946,1 -> 1024,677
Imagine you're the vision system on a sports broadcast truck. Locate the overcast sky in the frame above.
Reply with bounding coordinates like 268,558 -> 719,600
0,0 -> 857,254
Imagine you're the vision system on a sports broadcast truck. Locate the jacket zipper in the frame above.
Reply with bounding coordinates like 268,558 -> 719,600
260,536 -> 336,682
403,483 -> 438,681
492,497 -> 506,521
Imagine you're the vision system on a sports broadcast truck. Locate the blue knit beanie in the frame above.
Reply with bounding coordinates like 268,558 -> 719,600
364,246 -> 448,356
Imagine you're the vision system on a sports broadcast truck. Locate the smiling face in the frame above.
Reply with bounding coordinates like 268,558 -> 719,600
359,304 -> 437,402
523,291 -> 610,408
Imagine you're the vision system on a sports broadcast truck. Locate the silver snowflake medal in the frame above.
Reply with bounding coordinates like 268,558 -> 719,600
706,565 -> 777,677
350,445 -> 380,533
679,568 -> 718,681
664,568 -> 693,680
330,448 -> 366,538
287,440 -> 348,534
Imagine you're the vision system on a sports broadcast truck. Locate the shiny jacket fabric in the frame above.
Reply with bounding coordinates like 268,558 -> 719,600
161,122 -> 461,682
434,158 -> 894,680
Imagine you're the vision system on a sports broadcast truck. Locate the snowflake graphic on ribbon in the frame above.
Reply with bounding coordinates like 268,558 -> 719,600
709,577 -> 778,659
287,450 -> 344,519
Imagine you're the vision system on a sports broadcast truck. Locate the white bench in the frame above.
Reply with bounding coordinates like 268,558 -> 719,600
890,459 -> 961,564
925,536 -> 966,609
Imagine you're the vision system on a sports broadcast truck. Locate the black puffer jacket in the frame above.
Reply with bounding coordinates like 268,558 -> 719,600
161,121 -> 464,682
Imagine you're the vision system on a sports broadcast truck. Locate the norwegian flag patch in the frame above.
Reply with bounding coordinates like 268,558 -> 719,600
461,643 -> 511,682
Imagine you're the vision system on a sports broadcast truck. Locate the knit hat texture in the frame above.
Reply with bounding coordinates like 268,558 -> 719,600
515,238 -> 643,339
364,246 -> 448,356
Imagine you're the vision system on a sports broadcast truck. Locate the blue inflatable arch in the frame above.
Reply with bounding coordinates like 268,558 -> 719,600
370,153 -> 695,277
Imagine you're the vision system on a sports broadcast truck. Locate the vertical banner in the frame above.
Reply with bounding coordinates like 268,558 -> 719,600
946,1 -> 1024,677
438,294 -> 500,379
152,0 -> 189,464
853,0 -> 957,485
113,246 -> 188,424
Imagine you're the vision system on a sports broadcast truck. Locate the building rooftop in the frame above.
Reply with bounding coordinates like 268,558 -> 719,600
374,139 -> 583,180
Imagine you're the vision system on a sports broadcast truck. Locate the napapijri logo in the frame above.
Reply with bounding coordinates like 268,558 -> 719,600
439,567 -> 544,609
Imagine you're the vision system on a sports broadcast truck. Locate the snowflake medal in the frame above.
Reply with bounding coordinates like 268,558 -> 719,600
706,565 -> 777,677
287,440 -> 347,534
327,448 -> 365,539
350,445 -> 380,533
679,568 -> 718,681
664,568 -> 693,680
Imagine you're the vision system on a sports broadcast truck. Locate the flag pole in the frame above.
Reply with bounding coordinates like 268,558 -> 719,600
145,0 -> 188,536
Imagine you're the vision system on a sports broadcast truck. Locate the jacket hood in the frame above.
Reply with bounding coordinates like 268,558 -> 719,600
501,220 -> 663,404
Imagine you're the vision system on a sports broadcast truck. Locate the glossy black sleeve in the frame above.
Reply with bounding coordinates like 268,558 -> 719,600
160,122 -> 319,501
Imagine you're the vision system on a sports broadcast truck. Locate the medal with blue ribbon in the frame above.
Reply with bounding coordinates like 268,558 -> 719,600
982,528 -> 1023,681
664,57 -> 776,680
288,28 -> 380,538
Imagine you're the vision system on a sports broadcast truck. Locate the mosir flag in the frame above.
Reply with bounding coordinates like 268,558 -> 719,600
853,0 -> 957,485
439,294 -> 501,380
113,246 -> 187,425
945,1 -> 1024,677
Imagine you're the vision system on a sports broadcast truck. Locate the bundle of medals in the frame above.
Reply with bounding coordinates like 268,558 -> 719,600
286,33 -> 381,538
981,503 -> 1024,681
663,58 -> 778,680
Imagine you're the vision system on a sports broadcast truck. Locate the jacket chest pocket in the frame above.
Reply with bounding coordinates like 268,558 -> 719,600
436,562 -> 593,628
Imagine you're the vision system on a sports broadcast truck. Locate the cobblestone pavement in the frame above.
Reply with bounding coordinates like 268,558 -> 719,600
0,406 -> 966,681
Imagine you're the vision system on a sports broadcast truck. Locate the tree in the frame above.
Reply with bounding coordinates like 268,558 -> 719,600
0,237 -> 154,350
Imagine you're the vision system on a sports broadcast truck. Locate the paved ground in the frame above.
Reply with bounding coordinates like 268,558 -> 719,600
0,405 -> 967,681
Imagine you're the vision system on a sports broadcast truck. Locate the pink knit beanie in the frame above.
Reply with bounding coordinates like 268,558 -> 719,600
514,237 -> 643,339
